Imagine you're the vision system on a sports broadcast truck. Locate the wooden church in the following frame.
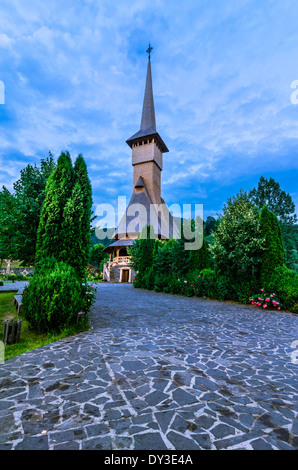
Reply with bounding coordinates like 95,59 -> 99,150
103,47 -> 178,283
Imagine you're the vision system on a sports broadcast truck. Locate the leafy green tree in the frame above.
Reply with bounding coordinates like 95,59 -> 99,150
190,234 -> 210,272
249,176 -> 298,269
0,187 -> 18,260
152,238 -> 176,276
172,219 -> 191,275
129,226 -> 155,276
0,155 -> 55,265
249,176 -> 297,225
90,243 -> 107,268
204,216 -> 216,236
210,190 -> 264,282
259,205 -> 286,286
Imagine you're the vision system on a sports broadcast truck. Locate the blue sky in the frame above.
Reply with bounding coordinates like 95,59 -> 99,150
0,0 -> 298,221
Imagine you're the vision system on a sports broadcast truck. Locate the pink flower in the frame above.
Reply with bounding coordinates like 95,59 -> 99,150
266,298 -> 270,302
263,304 -> 267,308
278,307 -> 281,310
261,289 -> 264,292
184,280 -> 187,283
198,275 -> 201,278
191,284 -> 194,287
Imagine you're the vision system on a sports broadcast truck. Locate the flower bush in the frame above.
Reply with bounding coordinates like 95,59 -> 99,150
266,266 -> 298,313
249,289 -> 282,310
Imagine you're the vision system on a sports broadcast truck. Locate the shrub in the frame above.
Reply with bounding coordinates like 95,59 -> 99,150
266,266 -> 298,312
0,280 -> 3,286
154,273 -> 173,293
142,266 -> 155,290
8,274 -> 16,282
22,261 -> 84,332
217,276 -> 233,301
133,274 -> 143,289
236,281 -> 258,304
249,289 -> 283,310
81,282 -> 97,314
190,234 -> 210,272
200,268 -> 216,280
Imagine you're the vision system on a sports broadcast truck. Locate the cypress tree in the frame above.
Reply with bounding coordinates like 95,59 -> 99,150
190,234 -> 210,272
259,204 -> 286,286
73,154 -> 93,277
36,151 -> 74,263
61,181 -> 85,277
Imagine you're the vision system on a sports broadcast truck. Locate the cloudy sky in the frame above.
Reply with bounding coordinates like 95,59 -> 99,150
0,0 -> 298,221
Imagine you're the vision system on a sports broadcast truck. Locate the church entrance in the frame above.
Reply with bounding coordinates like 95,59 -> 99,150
121,269 -> 129,283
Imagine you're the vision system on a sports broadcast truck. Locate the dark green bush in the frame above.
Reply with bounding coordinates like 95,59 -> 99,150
133,274 -> 143,289
200,268 -> 215,279
142,266 -> 155,290
267,266 -> 298,312
0,280 -> 3,286
153,273 -> 173,293
22,261 -> 83,332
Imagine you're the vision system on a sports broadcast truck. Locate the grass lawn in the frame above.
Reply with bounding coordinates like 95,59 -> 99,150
0,291 -> 90,361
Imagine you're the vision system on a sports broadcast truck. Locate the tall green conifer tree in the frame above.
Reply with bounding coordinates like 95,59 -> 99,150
259,204 -> 286,286
35,151 -> 74,263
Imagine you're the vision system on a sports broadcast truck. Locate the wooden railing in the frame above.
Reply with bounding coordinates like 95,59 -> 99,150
113,256 -> 130,265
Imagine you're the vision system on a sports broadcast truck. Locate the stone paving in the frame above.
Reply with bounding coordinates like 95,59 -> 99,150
0,283 -> 298,450
0,281 -> 28,292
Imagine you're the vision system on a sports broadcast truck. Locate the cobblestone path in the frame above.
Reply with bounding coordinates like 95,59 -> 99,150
0,283 -> 297,450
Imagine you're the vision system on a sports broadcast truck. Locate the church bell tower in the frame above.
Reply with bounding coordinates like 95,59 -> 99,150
103,45 -> 177,282
126,44 -> 169,206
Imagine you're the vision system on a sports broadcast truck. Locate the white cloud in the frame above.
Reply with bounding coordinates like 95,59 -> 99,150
0,0 -> 297,210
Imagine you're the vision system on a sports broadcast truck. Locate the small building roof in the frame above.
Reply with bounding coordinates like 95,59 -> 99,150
103,239 -> 134,253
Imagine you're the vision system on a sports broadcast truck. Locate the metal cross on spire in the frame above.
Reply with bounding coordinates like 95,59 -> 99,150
146,43 -> 153,61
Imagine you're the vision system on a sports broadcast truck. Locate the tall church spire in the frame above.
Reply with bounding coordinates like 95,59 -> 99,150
140,58 -> 156,132
126,45 -> 168,153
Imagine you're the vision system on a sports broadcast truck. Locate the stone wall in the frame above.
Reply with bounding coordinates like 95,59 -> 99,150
0,267 -> 34,275
110,265 -> 136,283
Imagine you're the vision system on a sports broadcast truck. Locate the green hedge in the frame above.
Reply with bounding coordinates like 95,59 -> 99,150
22,261 -> 83,333
267,266 -> 298,312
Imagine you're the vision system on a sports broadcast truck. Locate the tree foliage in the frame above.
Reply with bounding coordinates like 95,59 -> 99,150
249,176 -> 298,270
259,205 -> 286,286
0,154 -> 55,264
35,151 -> 93,279
210,190 -> 265,282
249,176 -> 297,225
22,259 -> 83,332
90,243 -> 107,268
